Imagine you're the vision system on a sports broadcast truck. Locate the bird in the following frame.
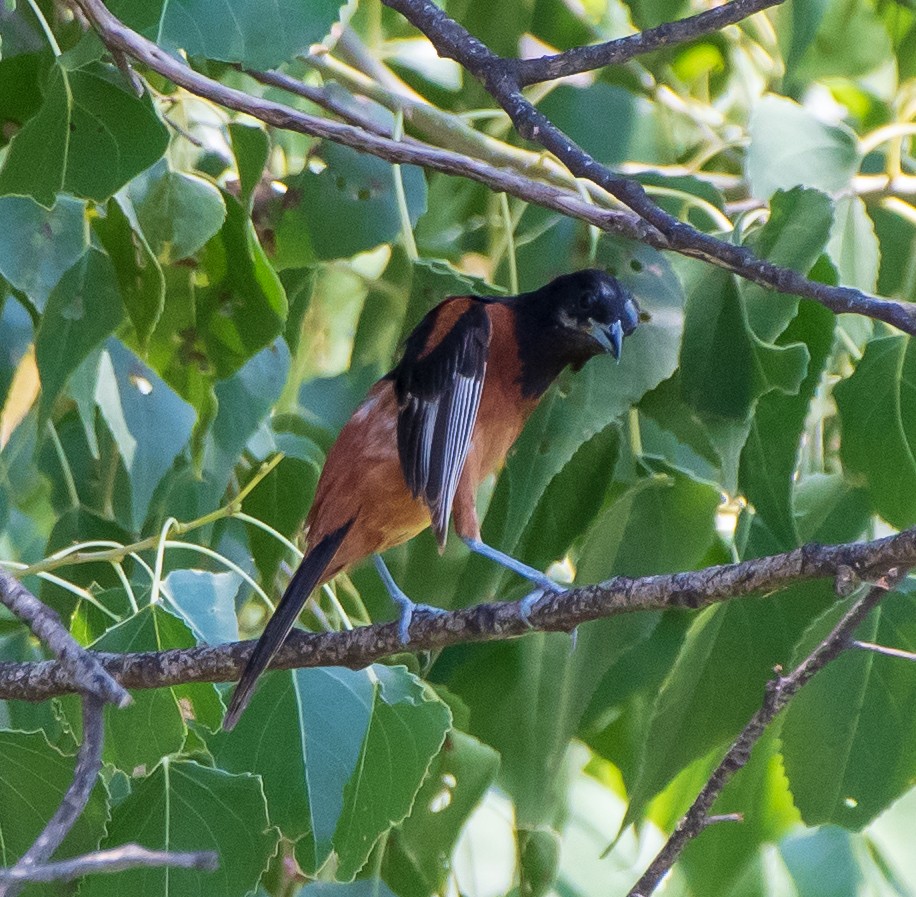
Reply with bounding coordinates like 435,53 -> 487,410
223,268 -> 640,730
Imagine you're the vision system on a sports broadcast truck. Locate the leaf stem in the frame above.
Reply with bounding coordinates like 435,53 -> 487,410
25,0 -> 62,56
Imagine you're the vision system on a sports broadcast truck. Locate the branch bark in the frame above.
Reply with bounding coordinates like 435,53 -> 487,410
514,0 -> 785,85
1,527 -> 914,702
0,847 -> 218,884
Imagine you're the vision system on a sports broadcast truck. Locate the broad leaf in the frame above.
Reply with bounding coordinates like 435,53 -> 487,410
0,63 -> 168,206
110,0 -> 347,68
81,759 -> 277,897
383,730 -> 500,897
35,248 -> 123,426
120,160 -> 227,263
782,586 -> 916,829
0,730 -> 109,868
210,665 -> 451,879
274,143 -> 427,266
93,196 -> 166,350
95,339 -> 196,531
746,96 -> 858,200
835,335 -> 916,529
68,604 -> 222,772
0,194 -> 87,310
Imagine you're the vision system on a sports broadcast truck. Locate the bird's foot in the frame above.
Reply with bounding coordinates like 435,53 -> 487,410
374,554 -> 445,644
518,578 -> 568,628
392,597 -> 447,645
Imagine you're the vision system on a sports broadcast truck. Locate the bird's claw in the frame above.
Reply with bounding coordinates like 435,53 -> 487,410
518,579 -> 567,628
395,601 -> 446,645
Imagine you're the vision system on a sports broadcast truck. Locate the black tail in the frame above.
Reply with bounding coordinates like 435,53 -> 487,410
223,521 -> 352,731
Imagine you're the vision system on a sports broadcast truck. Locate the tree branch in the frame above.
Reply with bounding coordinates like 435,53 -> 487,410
0,569 -> 129,706
380,0 -> 916,335
514,0 -> 785,85
627,569 -> 905,896
0,846 -> 218,884
0,528 -> 914,702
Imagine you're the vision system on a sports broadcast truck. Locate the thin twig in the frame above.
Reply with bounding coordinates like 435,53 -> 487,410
0,696 -> 106,897
0,569 -> 129,706
0,529 -> 913,702
514,0 -> 785,85
852,640 -> 916,663
0,846 -> 218,883
627,570 -> 905,897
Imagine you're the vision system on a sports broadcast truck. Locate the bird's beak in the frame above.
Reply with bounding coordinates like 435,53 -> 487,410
587,319 -> 625,361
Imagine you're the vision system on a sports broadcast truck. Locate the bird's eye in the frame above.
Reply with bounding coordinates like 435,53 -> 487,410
578,292 -> 595,312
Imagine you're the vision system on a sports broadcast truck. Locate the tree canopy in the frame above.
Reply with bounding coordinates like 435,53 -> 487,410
0,0 -> 916,894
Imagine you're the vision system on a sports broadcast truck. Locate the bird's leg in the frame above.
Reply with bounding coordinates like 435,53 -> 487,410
460,537 -> 567,626
373,554 -> 445,644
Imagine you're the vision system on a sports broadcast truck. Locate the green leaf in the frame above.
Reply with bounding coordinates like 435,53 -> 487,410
739,302 -> 836,549
0,729 -> 109,867
80,758 -> 277,897
785,0 -> 894,85
746,96 -> 858,200
537,83 -> 661,167
383,730 -> 500,897
741,187 -> 835,342
0,194 -> 87,310
679,264 -> 810,487
782,586 -> 916,829
110,0 -> 346,68
162,569 -> 240,645
75,604 -> 222,771
835,335 -> 916,529
210,665 -> 450,878
0,63 -> 168,206
195,191 -> 287,377
93,195 -> 166,349
121,159 -> 227,263
794,474 -> 872,545
623,577 -> 833,827
827,195 -> 879,292
229,122 -> 270,208
35,247 -> 124,426
275,143 -> 427,265
95,339 -> 196,531
298,884 -> 400,897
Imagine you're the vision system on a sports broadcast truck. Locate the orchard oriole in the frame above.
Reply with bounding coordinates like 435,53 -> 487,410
223,268 -> 640,729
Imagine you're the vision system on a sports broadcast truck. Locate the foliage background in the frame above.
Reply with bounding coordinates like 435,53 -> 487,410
1,0 -> 916,893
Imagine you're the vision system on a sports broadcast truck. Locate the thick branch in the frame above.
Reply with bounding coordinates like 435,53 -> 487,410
514,0 -> 784,85
0,569 -> 129,706
380,0 -> 916,335
0,846 -> 218,884
628,570 -> 904,896
1,528 -> 914,703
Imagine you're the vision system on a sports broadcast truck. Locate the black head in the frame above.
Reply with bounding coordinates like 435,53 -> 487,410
512,269 -> 641,397
536,268 -> 640,360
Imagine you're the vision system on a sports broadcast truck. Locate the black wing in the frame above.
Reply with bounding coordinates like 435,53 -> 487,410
391,300 -> 491,546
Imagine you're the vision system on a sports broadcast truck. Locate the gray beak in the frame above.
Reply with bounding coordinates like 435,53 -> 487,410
587,319 -> 625,361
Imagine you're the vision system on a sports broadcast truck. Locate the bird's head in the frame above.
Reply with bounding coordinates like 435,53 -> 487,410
542,268 -> 640,362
